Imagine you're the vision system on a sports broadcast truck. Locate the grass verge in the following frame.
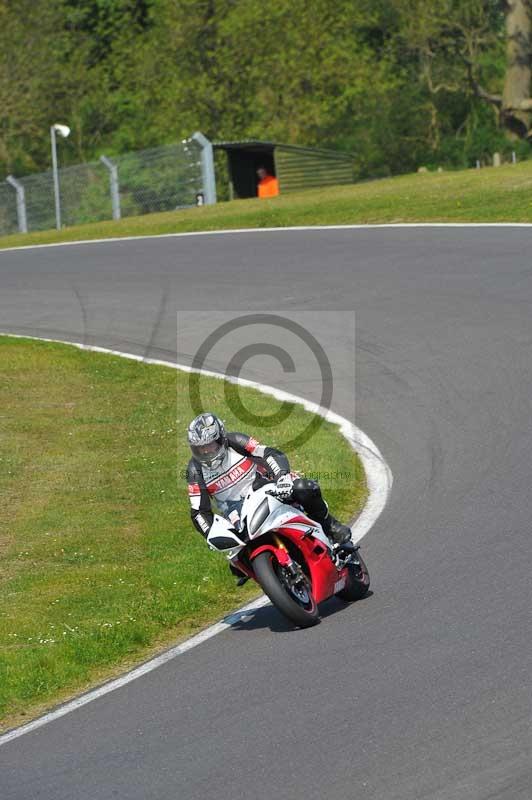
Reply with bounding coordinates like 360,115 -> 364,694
0,162 -> 531,251
0,336 -> 366,730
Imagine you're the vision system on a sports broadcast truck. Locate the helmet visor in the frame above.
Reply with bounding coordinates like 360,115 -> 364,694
191,440 -> 225,465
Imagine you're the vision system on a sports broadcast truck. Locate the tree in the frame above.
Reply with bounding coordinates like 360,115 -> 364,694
2,0 -> 529,179
126,0 -> 414,175
391,1 -> 501,151
471,0 -> 532,138
393,0 -> 532,143
0,0 -> 66,173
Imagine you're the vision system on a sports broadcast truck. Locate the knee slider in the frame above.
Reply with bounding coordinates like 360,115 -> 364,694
292,477 -> 321,502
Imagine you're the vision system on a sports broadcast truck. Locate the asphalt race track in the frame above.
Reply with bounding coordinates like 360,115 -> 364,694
1,227 -> 531,799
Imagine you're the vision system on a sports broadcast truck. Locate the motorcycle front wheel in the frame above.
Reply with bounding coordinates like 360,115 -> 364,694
252,551 -> 319,628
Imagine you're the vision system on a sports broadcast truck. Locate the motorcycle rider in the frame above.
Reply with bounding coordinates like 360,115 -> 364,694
186,412 -> 352,584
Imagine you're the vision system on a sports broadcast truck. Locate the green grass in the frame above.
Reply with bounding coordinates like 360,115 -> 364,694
1,161 -> 532,251
0,336 -> 366,729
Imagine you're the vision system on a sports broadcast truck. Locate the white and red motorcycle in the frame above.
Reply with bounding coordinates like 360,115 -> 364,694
207,481 -> 370,627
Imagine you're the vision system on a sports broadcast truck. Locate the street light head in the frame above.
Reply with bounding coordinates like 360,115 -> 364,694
53,124 -> 71,138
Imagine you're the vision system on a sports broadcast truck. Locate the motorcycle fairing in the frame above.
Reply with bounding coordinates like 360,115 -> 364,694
207,482 -> 349,605
207,515 -> 247,558
239,484 -> 331,548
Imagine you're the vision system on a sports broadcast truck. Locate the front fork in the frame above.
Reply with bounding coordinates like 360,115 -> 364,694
271,535 -> 309,588
230,535 -> 292,579
235,535 -> 306,587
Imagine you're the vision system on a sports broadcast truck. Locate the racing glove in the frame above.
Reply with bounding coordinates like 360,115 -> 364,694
275,472 -> 295,500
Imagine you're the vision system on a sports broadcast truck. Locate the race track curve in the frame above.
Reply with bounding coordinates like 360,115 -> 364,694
0,226 -> 531,800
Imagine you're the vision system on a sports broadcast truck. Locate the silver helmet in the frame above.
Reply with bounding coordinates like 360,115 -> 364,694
187,412 -> 227,468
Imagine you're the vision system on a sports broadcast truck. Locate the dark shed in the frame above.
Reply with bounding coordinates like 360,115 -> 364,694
213,140 -> 354,199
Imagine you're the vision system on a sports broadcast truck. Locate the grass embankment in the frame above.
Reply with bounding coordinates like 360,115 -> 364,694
1,161 -> 531,251
0,337 -> 366,729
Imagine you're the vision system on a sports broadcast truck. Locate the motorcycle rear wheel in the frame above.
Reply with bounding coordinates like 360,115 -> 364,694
252,551 -> 319,628
336,550 -> 370,601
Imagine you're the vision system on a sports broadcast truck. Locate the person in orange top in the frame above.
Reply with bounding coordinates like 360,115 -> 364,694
256,166 -> 279,198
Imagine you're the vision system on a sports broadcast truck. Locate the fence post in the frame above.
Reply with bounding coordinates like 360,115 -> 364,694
191,131 -> 217,204
100,155 -> 121,220
6,175 -> 28,234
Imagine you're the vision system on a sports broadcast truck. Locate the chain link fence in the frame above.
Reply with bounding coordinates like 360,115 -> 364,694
0,139 -> 207,236
0,183 -> 19,236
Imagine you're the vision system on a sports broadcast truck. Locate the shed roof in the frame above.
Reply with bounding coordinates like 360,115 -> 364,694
213,140 -> 275,152
213,139 -> 352,160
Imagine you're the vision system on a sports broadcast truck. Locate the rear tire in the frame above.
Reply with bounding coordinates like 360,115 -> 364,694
252,551 -> 319,628
336,550 -> 370,601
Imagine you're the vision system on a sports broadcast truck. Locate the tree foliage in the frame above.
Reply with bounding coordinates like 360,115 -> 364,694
0,0 -> 530,179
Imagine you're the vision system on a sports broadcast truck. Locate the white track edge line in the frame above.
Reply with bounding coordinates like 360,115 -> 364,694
1,221 -> 532,252
0,333 -> 392,746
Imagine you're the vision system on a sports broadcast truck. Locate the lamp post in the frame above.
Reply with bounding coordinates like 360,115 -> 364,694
50,123 -> 70,230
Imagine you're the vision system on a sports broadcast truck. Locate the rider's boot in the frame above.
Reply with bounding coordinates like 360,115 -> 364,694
322,513 -> 352,545
229,562 -> 249,586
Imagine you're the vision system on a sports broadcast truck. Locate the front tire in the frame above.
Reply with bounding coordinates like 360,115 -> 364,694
252,551 -> 319,628
336,550 -> 370,601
